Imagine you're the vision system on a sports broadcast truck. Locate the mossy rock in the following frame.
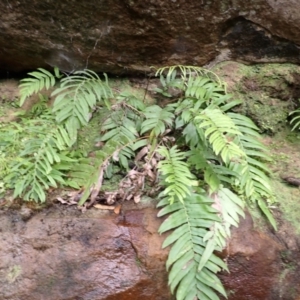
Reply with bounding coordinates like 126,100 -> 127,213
214,62 -> 300,134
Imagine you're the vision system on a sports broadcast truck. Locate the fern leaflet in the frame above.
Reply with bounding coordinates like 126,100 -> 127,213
157,146 -> 197,204
19,67 -> 61,106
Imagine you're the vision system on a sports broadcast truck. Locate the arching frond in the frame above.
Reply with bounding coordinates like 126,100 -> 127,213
52,69 -> 113,143
140,105 -> 175,138
19,67 -> 61,106
195,108 -> 245,164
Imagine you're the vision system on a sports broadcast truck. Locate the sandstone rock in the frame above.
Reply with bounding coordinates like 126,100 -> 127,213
1,201 -> 300,299
1,1 -> 300,74
220,212 -> 300,300
0,202 -> 172,300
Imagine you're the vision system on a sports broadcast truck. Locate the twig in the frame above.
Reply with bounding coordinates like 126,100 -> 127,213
88,159 -> 109,207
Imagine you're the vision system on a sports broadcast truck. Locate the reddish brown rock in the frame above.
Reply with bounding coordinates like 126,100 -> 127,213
2,1 -> 300,74
1,202 -> 300,299
220,213 -> 300,300
0,202 -> 172,300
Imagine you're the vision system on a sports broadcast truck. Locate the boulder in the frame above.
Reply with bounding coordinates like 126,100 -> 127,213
0,202 -> 172,300
2,1 -> 300,74
1,201 -> 300,299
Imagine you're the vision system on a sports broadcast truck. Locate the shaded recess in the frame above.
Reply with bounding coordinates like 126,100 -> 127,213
220,17 -> 300,62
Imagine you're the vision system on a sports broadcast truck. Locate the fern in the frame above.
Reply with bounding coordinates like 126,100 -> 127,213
157,187 -> 245,300
140,105 -> 175,140
289,106 -> 300,131
99,103 -> 142,169
6,120 -> 74,202
195,108 -> 245,164
13,65 -> 276,300
157,146 -> 197,204
19,67 -> 61,106
68,139 -> 126,206
52,69 -> 113,144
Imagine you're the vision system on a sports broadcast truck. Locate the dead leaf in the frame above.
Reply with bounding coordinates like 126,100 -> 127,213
134,194 -> 141,203
56,196 -> 67,204
135,146 -> 149,162
105,191 -> 118,204
114,204 -> 122,215
112,150 -> 120,161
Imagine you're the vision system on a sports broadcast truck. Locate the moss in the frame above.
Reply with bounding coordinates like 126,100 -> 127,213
6,265 -> 22,283
213,62 -> 300,135
273,181 -> 300,234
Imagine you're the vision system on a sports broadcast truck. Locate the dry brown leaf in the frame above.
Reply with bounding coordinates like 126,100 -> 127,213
114,204 -> 122,215
56,196 -> 78,206
112,150 -> 120,161
211,193 -> 222,215
135,146 -> 149,162
94,204 -> 115,210
126,194 -> 133,201
105,191 -> 118,204
150,157 -> 157,167
94,141 -> 104,148
133,194 -> 141,203
56,197 -> 67,204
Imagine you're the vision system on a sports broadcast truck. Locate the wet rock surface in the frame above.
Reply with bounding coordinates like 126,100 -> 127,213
0,202 -> 171,300
219,211 -> 300,300
1,199 -> 300,299
2,1 -> 300,73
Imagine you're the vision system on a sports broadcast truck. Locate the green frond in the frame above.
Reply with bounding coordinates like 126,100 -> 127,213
195,108 -> 245,163
19,67 -> 60,106
158,192 -> 229,300
52,69 -> 113,143
289,107 -> 300,131
67,139 -> 124,205
140,105 -> 175,137
155,65 -> 222,87
99,109 -> 141,169
8,121 -> 72,202
157,146 -> 197,204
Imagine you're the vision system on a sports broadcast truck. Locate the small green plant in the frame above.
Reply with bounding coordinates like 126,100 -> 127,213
290,103 -> 300,131
0,65 -> 276,300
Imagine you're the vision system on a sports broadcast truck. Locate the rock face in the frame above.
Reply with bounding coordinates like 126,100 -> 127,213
0,202 -> 172,300
221,212 -> 300,300
213,61 -> 300,134
1,1 -> 300,74
1,201 -> 300,300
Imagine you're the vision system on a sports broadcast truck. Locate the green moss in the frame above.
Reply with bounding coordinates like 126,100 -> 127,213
274,181 -> 300,234
6,265 -> 22,283
214,62 -> 300,134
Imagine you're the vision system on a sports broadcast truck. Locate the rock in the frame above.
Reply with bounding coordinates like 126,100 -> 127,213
2,1 -> 300,73
0,202 -> 172,300
213,61 -> 300,134
220,212 -> 300,300
1,202 -> 300,299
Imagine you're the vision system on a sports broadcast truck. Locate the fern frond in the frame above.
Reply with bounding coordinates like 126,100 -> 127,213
155,65 -> 222,87
68,139 -> 126,205
224,112 -> 276,226
140,105 -> 175,138
158,192 -> 228,300
157,146 -> 197,204
195,108 -> 245,163
289,107 -> 300,131
9,121 -> 72,202
52,69 -> 113,143
19,67 -> 60,106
